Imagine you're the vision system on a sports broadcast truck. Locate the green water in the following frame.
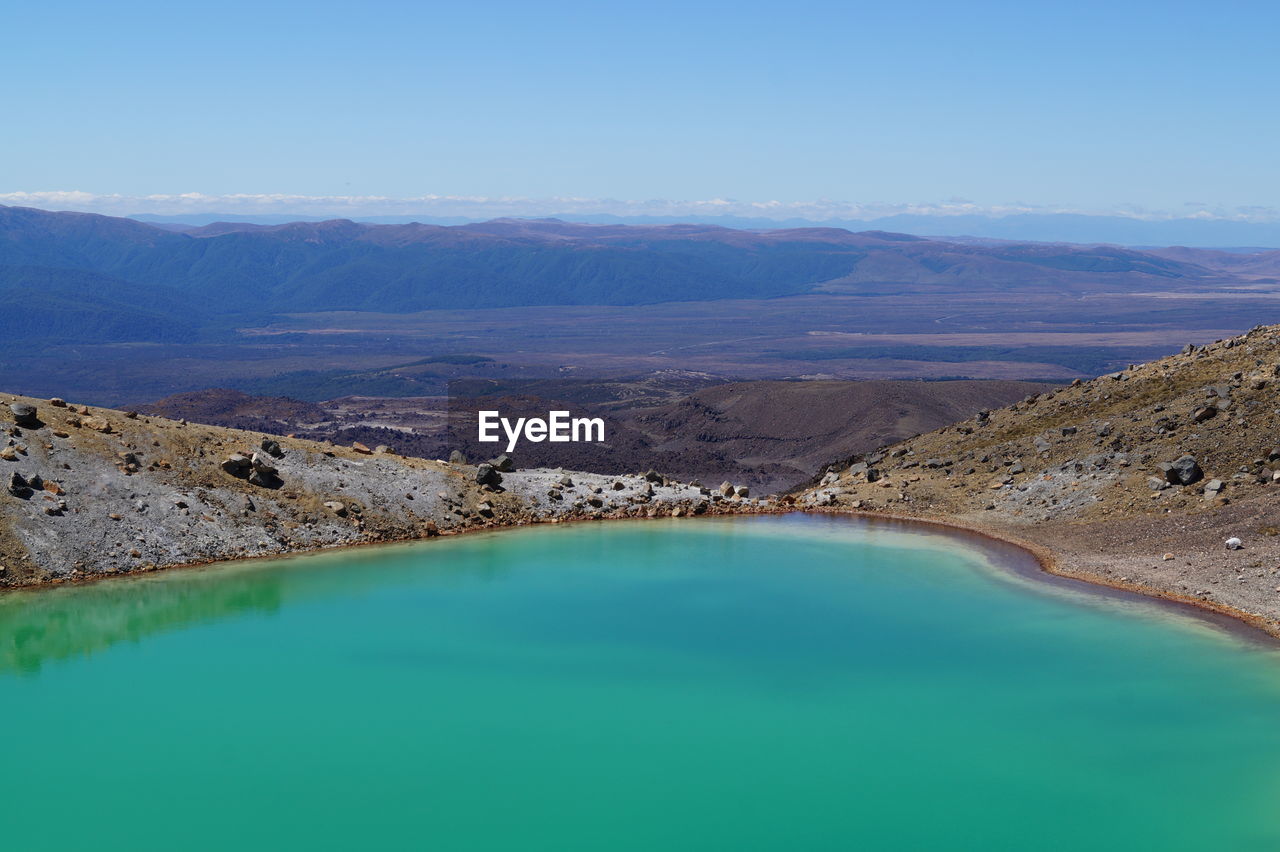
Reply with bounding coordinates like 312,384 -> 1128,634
4,514 -> 1280,851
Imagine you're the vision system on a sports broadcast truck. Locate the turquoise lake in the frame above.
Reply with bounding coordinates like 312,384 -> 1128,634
4,513 -> 1280,850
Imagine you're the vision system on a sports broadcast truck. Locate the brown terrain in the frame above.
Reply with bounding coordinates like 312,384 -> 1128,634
795,323 -> 1280,637
140,379 -> 1045,494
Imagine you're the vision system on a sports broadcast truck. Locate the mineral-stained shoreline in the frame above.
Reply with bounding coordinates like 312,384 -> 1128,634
0,394 -> 768,589
795,324 -> 1280,639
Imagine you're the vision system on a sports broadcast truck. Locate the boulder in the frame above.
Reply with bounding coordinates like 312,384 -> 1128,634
1225,537 -> 1243,550
476,463 -> 503,487
644,470 -> 663,483
323,500 -> 348,518
221,454 -> 252,477
352,442 -> 373,455
448,449 -> 468,465
492,454 -> 515,472
1160,455 -> 1203,486
374,445 -> 394,455
1191,405 -> 1217,423
9,404 -> 38,428
48,397 -> 66,408
250,452 -> 278,475
719,481 -> 735,497
1203,479 -> 1225,499
6,471 -> 31,498
736,486 -> 750,498
260,438 -> 284,458
247,469 -> 282,489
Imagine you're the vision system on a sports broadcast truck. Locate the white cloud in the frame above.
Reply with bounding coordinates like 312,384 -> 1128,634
0,190 -> 1276,223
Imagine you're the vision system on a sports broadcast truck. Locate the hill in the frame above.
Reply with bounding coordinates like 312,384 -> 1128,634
0,205 -> 1256,344
142,379 -> 1044,494
796,324 -> 1280,637
0,393 -> 750,587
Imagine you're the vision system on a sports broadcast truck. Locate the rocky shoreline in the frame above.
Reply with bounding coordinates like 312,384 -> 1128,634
0,394 -> 771,589
794,324 -> 1280,640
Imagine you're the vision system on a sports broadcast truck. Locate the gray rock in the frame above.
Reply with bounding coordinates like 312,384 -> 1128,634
9,404 -> 38,428
221,454 -> 252,477
448,449 -> 468,465
1192,405 -> 1217,423
719,481 -> 735,497
476,463 -> 503,487
492,454 -> 515,473
247,469 -> 281,489
260,438 -> 284,458
250,452 -> 278,475
7,471 -> 31,498
736,486 -> 750,498
1160,455 -> 1203,486
1147,476 -> 1170,491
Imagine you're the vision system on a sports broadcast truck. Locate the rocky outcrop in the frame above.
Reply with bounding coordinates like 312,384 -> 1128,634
0,393 -> 773,587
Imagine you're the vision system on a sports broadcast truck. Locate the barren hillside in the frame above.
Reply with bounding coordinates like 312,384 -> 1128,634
797,324 -> 1280,636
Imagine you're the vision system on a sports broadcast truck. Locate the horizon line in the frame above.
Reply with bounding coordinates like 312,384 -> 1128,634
4,190 -> 1280,225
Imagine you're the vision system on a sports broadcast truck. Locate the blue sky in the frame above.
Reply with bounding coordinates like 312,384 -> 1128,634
3,0 -> 1278,219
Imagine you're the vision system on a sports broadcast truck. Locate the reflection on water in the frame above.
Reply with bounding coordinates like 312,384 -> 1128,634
0,538 -> 512,675
0,569 -> 286,675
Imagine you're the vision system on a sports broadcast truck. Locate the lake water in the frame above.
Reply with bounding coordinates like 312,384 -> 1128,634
4,513 -> 1280,851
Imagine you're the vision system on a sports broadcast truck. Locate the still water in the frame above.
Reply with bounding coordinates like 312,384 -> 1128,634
4,514 -> 1280,850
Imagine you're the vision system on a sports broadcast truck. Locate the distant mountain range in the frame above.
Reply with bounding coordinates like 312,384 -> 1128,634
132,210 -> 1280,249
4,204 -> 1279,349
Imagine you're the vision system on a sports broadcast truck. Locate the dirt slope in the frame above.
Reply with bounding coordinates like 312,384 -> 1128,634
797,324 -> 1280,636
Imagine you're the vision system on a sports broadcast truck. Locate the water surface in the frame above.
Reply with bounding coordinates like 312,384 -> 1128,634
4,514 -> 1280,850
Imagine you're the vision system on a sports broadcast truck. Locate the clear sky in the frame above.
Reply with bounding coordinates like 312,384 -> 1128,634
3,0 -> 1278,218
